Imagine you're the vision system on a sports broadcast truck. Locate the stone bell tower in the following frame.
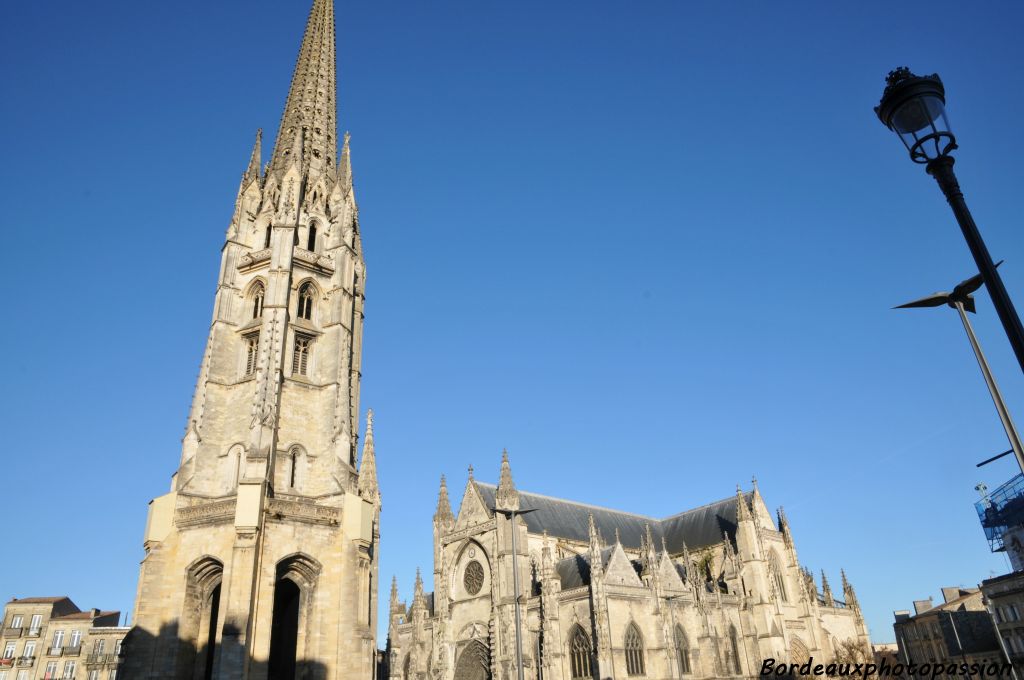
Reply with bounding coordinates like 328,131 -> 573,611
123,0 -> 380,678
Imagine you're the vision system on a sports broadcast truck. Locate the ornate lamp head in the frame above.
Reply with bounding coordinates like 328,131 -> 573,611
876,67 -> 956,163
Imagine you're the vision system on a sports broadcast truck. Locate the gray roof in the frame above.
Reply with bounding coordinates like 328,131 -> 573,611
474,482 -> 746,553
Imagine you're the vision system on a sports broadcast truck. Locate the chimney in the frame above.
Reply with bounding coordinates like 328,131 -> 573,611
913,598 -> 934,615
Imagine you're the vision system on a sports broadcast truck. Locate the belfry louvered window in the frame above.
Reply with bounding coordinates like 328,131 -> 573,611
569,626 -> 592,679
292,335 -> 312,376
624,623 -> 645,676
297,283 -> 315,320
244,333 -> 260,376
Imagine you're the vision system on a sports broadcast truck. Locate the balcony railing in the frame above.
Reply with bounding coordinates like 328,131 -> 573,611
86,653 -> 111,665
46,646 -> 64,656
26,628 -> 42,637
64,645 -> 82,657
2,627 -> 22,638
16,655 -> 35,667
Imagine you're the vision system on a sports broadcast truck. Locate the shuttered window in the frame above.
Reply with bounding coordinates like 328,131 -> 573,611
292,335 -> 312,376
244,333 -> 260,376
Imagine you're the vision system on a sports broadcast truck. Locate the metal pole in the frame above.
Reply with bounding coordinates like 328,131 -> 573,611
928,156 -> 1024,376
946,610 -> 962,667
954,300 -> 1024,473
986,602 -> 1021,680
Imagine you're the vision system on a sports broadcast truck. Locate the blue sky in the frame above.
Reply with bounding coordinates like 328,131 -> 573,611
3,0 -> 1024,646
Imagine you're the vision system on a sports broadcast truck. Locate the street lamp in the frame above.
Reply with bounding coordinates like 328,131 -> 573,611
876,67 -> 1024,376
895,267 -> 1024,473
491,506 -> 537,680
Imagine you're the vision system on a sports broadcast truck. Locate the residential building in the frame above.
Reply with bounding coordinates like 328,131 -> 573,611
981,571 -> 1024,674
1,597 -> 125,680
892,588 -> 1004,669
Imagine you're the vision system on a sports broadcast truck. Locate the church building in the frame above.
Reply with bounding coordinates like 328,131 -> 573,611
122,0 -> 381,678
385,453 -> 871,680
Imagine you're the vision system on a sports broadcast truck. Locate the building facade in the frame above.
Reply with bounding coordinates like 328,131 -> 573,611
891,588 -> 1004,670
1,596 -> 127,680
122,0 -> 381,678
386,454 -> 870,680
981,572 -> 1024,674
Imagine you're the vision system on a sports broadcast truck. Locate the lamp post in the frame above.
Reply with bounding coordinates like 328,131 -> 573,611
492,506 -> 537,680
895,268 -> 1024,474
876,67 -> 1024,376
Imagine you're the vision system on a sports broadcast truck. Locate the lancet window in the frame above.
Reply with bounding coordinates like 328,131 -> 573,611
770,552 -> 788,602
675,626 -> 691,675
307,222 -> 317,251
624,623 -> 645,676
729,625 -> 741,674
568,626 -> 592,679
251,283 -> 265,319
297,284 -> 315,320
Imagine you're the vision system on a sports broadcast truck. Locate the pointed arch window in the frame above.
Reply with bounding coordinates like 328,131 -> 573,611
675,626 -> 691,675
307,222 -> 318,252
535,634 -> 544,680
624,623 -> 645,676
770,552 -> 788,602
264,226 -> 272,248
297,284 -> 315,321
251,282 -> 265,319
729,625 -> 741,674
287,446 -> 303,490
568,626 -> 592,679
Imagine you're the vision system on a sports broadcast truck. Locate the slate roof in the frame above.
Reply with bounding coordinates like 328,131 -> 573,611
474,482 -> 746,553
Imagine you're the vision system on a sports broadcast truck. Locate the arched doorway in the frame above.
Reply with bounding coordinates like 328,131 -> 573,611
181,556 -> 223,680
453,640 -> 490,680
202,584 -> 222,680
267,554 -> 321,680
269,578 -> 301,679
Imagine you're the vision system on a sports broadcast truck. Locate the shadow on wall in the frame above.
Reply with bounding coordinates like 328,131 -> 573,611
120,621 -> 328,680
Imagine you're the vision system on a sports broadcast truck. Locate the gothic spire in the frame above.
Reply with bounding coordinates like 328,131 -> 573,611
495,448 -> 520,510
269,0 -> 338,177
389,575 -> 400,610
357,409 -> 378,502
434,474 -> 454,527
821,569 -> 834,607
339,131 -> 352,189
841,568 -> 859,608
736,484 -> 750,521
412,567 -> 426,609
243,128 -> 262,186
